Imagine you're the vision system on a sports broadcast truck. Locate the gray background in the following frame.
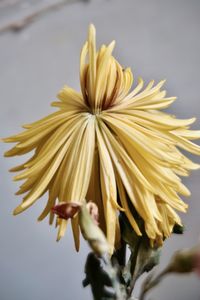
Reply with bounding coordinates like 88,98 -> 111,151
0,0 -> 200,299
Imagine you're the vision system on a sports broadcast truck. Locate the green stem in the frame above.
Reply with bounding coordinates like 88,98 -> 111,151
127,239 -> 142,297
103,254 -> 127,300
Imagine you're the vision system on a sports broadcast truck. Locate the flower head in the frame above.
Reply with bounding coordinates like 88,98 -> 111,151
3,24 -> 200,253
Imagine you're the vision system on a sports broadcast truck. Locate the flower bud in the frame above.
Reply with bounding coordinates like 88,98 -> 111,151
167,246 -> 200,274
86,201 -> 99,225
79,203 -> 109,255
52,201 -> 109,255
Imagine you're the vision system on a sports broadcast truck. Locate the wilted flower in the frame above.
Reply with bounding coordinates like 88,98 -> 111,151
3,24 -> 200,253
52,201 -> 99,225
52,201 -> 109,254
51,202 -> 81,220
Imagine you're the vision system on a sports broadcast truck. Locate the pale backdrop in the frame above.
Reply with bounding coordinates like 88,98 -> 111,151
0,0 -> 200,299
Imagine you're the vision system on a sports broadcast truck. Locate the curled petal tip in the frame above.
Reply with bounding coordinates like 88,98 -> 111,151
109,40 -> 116,50
56,236 -> 61,242
89,23 -> 96,33
13,175 -> 20,181
13,206 -> 22,215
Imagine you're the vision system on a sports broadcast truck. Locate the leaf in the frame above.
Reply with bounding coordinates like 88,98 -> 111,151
132,241 -> 161,282
83,253 -> 115,300
120,212 -> 161,288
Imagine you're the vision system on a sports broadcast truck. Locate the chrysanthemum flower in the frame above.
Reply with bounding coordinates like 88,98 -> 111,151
3,24 -> 200,253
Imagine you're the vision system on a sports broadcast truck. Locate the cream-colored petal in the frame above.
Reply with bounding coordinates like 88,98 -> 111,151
95,41 -> 115,110
87,24 -> 97,105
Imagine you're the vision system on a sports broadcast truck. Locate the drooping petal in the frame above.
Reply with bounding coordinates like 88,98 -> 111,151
3,24 -> 200,252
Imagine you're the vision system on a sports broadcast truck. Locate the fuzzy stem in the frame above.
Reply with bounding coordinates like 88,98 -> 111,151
139,268 -> 170,300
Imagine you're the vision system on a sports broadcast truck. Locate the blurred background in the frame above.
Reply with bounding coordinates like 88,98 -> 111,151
0,0 -> 200,299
